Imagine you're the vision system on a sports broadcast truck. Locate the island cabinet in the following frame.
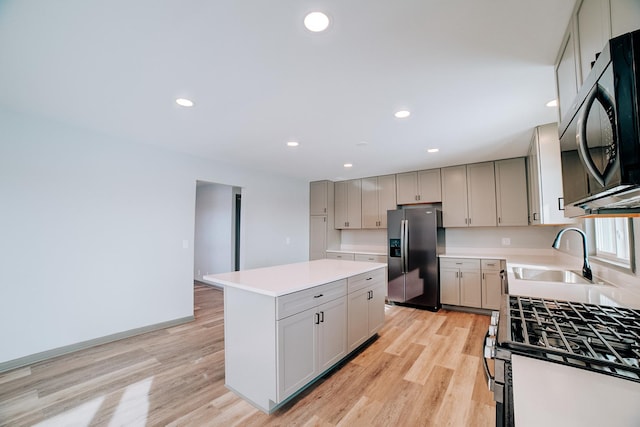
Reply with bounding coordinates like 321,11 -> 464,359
346,269 -> 386,352
208,260 -> 387,414
277,280 -> 348,400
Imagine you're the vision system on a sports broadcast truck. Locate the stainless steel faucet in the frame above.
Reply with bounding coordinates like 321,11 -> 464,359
551,227 -> 593,280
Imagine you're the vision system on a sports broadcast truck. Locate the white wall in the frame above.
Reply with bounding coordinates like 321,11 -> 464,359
194,182 -> 234,280
0,110 -> 309,364
445,226 -> 559,250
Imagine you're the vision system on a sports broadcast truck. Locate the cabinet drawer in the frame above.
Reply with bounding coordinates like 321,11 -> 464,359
440,258 -> 480,270
347,268 -> 386,293
354,254 -> 386,263
326,252 -> 355,261
277,279 -> 347,320
481,259 -> 502,271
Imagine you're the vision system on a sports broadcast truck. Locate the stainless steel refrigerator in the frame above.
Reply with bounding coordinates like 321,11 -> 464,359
387,208 -> 444,311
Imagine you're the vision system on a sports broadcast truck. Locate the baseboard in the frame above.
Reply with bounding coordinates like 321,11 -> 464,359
194,279 -> 223,290
0,315 -> 195,374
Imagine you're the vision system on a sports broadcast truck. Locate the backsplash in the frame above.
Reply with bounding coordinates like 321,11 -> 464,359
340,226 -> 560,252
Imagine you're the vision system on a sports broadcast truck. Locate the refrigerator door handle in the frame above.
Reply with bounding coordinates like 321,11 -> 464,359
400,219 -> 406,273
402,219 -> 409,273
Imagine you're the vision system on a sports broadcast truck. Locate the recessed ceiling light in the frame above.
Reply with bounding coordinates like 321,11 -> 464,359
304,12 -> 330,32
176,98 -> 194,107
287,141 -> 299,147
356,141 -> 369,146
546,99 -> 558,107
343,163 -> 353,168
394,110 -> 411,119
427,148 -> 439,153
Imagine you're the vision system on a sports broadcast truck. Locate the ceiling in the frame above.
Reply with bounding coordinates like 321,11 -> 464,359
0,0 -> 576,181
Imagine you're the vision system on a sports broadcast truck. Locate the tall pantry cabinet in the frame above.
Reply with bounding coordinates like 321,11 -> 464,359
309,181 -> 340,260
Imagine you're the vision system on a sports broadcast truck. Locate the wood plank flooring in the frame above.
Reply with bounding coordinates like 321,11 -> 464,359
0,284 -> 495,426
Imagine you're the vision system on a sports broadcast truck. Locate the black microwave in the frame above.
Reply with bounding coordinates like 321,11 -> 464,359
558,29 -> 640,214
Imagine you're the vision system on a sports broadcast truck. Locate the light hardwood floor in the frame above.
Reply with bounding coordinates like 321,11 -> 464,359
0,284 -> 495,426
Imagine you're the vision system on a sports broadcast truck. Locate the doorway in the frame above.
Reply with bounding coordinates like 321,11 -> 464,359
193,181 -> 241,281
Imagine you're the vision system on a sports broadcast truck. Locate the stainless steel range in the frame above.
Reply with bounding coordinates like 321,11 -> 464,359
484,295 -> 640,426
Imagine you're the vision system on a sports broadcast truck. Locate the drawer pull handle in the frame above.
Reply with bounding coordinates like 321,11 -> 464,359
314,294 -> 324,298
366,277 -> 373,280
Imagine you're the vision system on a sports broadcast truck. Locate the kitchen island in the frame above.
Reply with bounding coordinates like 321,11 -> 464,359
203,259 -> 387,413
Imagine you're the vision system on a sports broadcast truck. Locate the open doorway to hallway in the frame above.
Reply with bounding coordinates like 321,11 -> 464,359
193,181 -> 241,282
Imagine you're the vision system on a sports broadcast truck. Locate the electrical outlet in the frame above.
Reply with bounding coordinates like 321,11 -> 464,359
501,237 -> 511,246
285,237 -> 291,245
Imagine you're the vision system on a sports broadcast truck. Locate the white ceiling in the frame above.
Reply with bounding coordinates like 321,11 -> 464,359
0,0 -> 576,181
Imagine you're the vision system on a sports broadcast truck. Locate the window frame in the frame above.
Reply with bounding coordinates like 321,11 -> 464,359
586,217 -> 636,274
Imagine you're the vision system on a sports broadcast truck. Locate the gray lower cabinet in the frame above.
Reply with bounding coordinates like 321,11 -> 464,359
440,258 -> 503,310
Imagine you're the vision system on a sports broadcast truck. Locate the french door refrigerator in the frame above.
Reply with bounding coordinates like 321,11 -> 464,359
387,208 -> 444,311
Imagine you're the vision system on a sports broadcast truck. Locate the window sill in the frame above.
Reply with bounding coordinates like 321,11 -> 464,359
591,255 -> 635,275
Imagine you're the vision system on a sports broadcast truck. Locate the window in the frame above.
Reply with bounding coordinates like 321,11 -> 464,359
591,217 -> 634,271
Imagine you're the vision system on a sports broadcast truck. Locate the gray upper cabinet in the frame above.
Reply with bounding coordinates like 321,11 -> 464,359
610,0 -> 640,37
576,0 -> 611,85
395,169 -> 441,204
555,30 -> 579,122
555,0 -> 640,121
310,180 -> 329,216
334,179 -> 362,229
441,163 -> 496,228
527,124 -> 574,225
495,158 -> 528,227
467,162 -> 497,227
361,175 -> 396,229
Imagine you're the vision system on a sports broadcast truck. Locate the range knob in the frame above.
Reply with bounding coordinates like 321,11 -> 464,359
490,311 -> 500,326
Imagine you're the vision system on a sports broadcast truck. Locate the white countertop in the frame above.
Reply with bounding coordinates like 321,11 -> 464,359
440,249 -> 640,309
202,259 -> 386,297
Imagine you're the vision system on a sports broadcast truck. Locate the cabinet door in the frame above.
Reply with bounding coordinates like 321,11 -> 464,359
460,269 -> 482,308
317,297 -> 348,373
577,0 -> 611,85
441,166 -> 469,227
495,158 -> 528,227
418,169 -> 442,203
556,32 -> 579,121
527,132 -> 541,225
334,181 -> 348,229
309,216 -> 327,260
361,177 -> 379,229
467,162 -> 497,227
277,308 -> 317,401
482,270 -> 502,310
396,172 -> 418,204
347,287 -> 369,352
346,179 -> 362,229
310,181 -> 328,216
440,267 -> 460,305
367,282 -> 386,336
610,0 -> 640,37
377,174 -> 397,228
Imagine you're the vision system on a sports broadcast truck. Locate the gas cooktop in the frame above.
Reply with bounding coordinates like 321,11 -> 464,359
501,296 -> 640,382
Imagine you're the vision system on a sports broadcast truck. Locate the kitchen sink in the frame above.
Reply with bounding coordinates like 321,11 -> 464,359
511,267 -> 599,284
